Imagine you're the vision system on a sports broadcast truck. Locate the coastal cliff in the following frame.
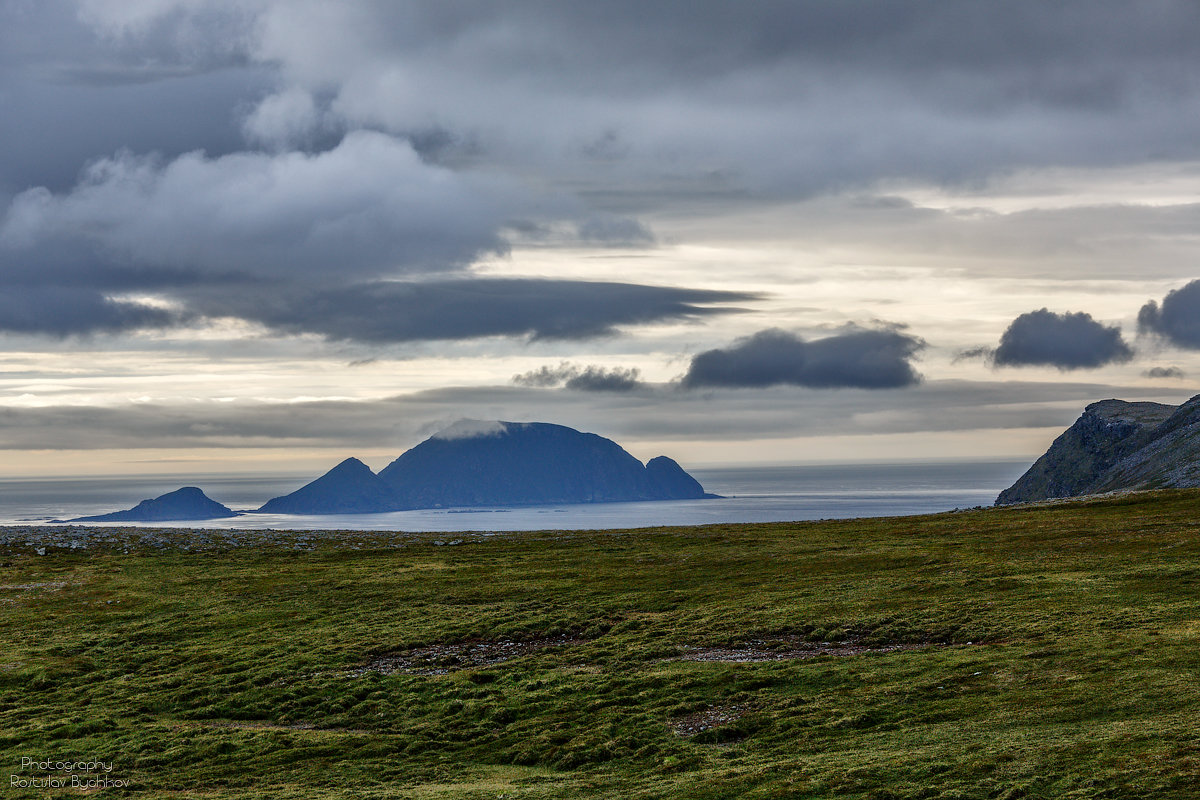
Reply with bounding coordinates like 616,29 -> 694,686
996,395 -> 1200,504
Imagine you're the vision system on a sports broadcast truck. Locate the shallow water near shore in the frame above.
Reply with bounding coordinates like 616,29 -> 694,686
0,460 -> 1028,531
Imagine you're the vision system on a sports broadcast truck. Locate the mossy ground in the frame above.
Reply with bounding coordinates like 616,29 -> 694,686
3,491 -> 1200,798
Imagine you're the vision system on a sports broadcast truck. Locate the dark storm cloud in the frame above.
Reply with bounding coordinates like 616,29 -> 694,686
681,327 -> 925,389
199,280 -> 754,343
0,130 -> 548,338
0,288 -> 181,336
513,362 -> 643,392
0,3 -> 266,194
0,87 -> 682,340
0,132 -> 511,281
225,0 -> 1200,207
1138,280 -> 1200,349
0,130 -> 752,340
993,309 -> 1133,370
25,1 -> 1200,206
0,70 -> 270,194
6,1 -> 1200,351
228,1 -> 1200,100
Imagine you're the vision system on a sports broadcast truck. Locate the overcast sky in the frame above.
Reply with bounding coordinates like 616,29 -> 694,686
2,0 -> 1200,477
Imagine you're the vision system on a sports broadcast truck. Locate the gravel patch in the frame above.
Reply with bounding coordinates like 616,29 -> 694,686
673,635 -> 935,663
353,636 -> 587,676
0,581 -> 71,590
0,525 -> 471,555
669,703 -> 755,738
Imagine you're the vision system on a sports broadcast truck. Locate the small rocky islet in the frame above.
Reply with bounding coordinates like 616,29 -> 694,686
66,486 -> 237,523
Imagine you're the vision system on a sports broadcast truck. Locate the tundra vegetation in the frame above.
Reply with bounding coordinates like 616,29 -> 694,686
3,491 -> 1200,798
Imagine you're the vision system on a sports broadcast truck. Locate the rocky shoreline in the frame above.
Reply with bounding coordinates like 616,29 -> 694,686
0,524 -> 474,555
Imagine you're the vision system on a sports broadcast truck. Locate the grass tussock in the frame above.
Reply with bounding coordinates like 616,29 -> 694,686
3,489 -> 1200,797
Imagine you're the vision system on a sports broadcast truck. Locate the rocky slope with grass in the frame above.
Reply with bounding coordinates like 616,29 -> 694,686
996,394 -> 1200,504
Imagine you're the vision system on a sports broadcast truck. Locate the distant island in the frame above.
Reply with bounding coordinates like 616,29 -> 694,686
58,421 -> 714,522
67,486 -> 237,523
260,420 -> 716,514
997,393 -> 1200,504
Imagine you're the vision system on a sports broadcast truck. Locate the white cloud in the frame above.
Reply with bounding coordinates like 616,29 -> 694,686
430,419 -> 508,440
242,86 -> 321,148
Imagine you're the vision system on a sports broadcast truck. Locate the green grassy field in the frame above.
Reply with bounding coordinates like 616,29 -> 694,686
3,491 -> 1200,798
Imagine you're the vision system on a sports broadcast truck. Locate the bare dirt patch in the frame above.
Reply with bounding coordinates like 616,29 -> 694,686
0,581 -> 74,605
355,635 -> 586,676
674,635 -> 935,663
669,703 -> 755,738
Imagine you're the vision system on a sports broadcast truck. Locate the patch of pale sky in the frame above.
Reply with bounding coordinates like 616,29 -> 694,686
621,428 -> 1082,468
895,160 -> 1200,214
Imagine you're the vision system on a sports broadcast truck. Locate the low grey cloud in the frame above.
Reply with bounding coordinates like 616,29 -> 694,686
681,327 -> 925,389
0,258 -> 752,341
1138,280 -> 1200,349
0,378 -> 1178,453
993,309 -> 1133,370
513,362 -> 643,392
190,279 -> 755,343
1144,366 -> 1185,379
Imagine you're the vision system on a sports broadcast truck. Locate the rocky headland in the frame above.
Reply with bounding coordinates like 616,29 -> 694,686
996,394 -> 1200,504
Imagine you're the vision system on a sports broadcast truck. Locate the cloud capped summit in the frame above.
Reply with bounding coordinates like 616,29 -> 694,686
258,421 -> 714,514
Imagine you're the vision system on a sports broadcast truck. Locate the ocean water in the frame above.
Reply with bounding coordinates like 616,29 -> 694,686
0,461 -> 1029,532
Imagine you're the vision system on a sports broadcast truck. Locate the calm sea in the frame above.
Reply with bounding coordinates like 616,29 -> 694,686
0,461 -> 1029,532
